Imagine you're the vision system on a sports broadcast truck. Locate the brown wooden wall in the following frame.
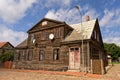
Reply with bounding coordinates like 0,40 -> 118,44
14,45 -> 69,70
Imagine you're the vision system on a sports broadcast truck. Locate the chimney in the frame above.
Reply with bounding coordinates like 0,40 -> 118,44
86,15 -> 90,21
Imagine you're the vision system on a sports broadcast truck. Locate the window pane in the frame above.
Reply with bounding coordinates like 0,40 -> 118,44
14,53 -> 17,61
18,51 -> 23,61
94,30 -> 97,39
53,49 -> 59,60
42,32 -> 46,40
39,50 -> 45,61
75,48 -> 79,51
70,48 -> 74,52
18,53 -> 21,60
31,34 -> 34,42
56,28 -> 60,38
28,51 -> 33,61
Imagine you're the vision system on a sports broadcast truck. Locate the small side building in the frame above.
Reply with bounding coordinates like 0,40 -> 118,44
0,42 -> 14,67
0,42 -> 14,55
107,52 -> 112,64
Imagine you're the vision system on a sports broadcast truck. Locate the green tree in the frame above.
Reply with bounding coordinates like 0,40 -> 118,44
0,51 -> 14,62
104,43 -> 120,61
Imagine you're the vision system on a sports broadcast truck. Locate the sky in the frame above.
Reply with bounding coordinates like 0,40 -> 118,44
0,0 -> 120,46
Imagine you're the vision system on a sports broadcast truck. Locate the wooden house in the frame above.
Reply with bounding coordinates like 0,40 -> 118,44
14,16 -> 106,74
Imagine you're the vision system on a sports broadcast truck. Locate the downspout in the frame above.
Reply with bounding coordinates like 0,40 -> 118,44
90,45 -> 93,74
87,41 -> 90,73
101,51 -> 104,74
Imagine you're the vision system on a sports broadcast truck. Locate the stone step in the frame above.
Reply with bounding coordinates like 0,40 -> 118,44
67,70 -> 80,72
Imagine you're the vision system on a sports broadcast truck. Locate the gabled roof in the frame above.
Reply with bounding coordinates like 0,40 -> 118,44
27,18 -> 65,33
62,19 -> 97,42
0,42 -> 14,48
16,39 -> 28,48
0,42 -> 7,48
17,18 -> 98,48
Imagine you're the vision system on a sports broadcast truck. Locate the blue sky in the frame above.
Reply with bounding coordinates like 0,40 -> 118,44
0,0 -> 120,46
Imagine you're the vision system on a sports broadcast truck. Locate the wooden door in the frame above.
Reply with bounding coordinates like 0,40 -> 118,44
92,60 -> 102,74
69,47 -> 80,70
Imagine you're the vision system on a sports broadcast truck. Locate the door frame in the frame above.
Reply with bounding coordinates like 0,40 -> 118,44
69,47 -> 80,70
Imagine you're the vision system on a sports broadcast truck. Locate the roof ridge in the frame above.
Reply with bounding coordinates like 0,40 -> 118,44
70,19 -> 96,26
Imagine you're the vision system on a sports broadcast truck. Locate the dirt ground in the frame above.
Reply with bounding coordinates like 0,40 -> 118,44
0,64 -> 120,80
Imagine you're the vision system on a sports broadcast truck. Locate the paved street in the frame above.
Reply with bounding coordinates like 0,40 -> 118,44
0,64 -> 120,80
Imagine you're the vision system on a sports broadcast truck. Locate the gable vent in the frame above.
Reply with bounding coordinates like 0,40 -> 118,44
42,21 -> 48,26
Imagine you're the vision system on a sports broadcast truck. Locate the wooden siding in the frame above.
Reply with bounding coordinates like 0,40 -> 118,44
14,18 -> 106,74
14,45 -> 69,70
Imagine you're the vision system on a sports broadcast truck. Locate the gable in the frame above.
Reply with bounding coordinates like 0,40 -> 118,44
3,43 -> 14,49
27,18 -> 65,33
91,19 -> 104,46
16,38 -> 28,49
0,42 -> 14,49
0,42 -> 7,48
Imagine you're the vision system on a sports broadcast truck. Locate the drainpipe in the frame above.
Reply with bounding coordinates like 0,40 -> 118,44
87,41 -> 90,73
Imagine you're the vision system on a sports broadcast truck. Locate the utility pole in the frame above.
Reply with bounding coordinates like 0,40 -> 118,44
75,5 -> 85,73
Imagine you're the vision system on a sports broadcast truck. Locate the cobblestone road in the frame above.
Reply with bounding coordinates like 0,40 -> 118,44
0,64 -> 120,80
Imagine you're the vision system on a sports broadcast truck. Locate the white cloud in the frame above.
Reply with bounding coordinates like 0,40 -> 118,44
45,6 -> 98,24
100,8 -> 120,46
0,25 -> 27,46
0,0 -> 37,24
43,0 -> 71,8
100,8 -> 120,27
103,37 -> 120,46
45,8 -> 79,24
102,29 -> 120,46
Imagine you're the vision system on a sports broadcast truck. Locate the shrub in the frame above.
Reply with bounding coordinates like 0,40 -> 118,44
0,51 -> 14,62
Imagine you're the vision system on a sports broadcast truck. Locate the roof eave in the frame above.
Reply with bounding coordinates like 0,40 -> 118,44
61,39 -> 91,44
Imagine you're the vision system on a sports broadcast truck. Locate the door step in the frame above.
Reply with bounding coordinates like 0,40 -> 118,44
67,70 -> 80,72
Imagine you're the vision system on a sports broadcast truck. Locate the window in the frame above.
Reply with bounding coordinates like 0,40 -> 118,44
94,30 -> 97,39
31,34 -> 34,42
18,53 -> 21,60
14,52 -> 17,61
97,34 -> 99,42
56,28 -> 61,38
22,53 -> 25,60
42,32 -> 46,40
53,49 -> 59,60
70,48 -> 74,52
70,47 -> 79,52
75,48 -> 79,51
39,50 -> 45,61
67,30 -> 72,36
28,51 -> 33,61
18,51 -> 23,61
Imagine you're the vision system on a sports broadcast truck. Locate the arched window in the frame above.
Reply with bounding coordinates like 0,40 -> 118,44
39,50 -> 45,61
28,51 -> 33,61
